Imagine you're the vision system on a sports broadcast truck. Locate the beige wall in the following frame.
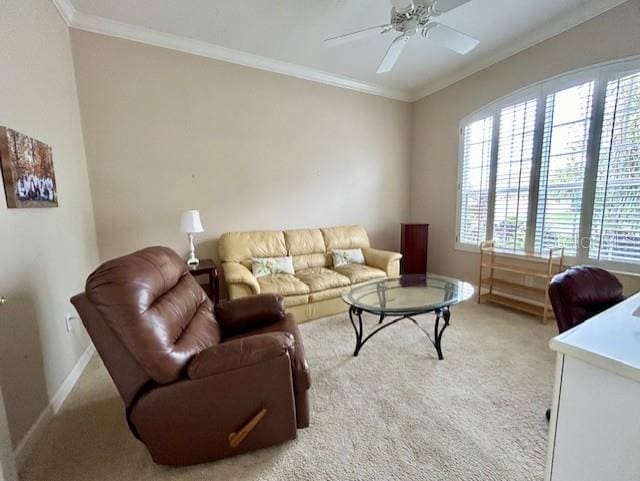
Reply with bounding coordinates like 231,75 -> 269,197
71,30 -> 412,278
410,0 -> 640,295
0,0 -> 99,450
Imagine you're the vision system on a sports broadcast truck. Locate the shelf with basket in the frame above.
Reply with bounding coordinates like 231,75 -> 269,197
478,240 -> 565,323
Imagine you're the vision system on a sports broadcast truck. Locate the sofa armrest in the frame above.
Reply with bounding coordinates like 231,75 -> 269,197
222,262 -> 260,296
215,294 -> 286,334
188,332 -> 294,380
362,247 -> 402,276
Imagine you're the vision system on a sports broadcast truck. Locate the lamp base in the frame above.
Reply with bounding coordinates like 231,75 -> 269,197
186,233 -> 199,266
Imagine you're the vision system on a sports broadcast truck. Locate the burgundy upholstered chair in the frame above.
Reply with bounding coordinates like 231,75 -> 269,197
71,246 -> 310,466
548,265 -> 624,334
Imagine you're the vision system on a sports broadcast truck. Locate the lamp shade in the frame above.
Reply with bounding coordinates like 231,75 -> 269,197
180,210 -> 204,233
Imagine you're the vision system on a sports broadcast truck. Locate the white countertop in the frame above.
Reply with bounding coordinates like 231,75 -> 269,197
550,292 -> 640,383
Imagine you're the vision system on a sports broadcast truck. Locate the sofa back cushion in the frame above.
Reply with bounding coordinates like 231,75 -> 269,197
284,228 -> 329,271
85,246 -> 221,384
321,225 -> 370,252
218,225 -> 371,270
218,231 -> 287,267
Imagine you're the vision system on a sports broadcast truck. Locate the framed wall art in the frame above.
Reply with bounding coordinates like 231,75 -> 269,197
0,126 -> 58,208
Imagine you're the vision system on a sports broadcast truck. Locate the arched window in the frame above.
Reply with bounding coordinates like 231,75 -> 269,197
457,57 -> 640,271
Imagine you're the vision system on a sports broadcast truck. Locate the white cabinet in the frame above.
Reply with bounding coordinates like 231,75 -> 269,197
545,293 -> 640,481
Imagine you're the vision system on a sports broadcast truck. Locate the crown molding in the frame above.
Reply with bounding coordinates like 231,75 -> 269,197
50,0 -> 74,24
51,0 -> 626,105
408,0 -> 629,102
49,0 -> 412,102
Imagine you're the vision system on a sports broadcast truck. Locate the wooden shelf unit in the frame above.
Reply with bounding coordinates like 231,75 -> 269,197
478,240 -> 564,323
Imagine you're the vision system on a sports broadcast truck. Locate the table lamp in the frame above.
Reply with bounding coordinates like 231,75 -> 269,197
180,210 -> 204,266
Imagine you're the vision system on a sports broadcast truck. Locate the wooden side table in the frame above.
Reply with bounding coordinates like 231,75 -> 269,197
188,259 -> 219,305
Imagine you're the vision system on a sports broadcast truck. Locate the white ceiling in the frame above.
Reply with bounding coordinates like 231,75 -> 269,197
58,0 -> 627,101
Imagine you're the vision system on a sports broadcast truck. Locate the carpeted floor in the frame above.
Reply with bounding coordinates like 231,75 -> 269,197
20,301 -> 557,481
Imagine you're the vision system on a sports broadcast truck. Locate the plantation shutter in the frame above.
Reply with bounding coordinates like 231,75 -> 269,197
492,99 -> 537,251
535,81 -> 595,256
458,116 -> 493,245
589,72 -> 640,263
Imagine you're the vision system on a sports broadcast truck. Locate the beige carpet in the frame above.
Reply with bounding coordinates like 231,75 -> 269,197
20,301 -> 557,481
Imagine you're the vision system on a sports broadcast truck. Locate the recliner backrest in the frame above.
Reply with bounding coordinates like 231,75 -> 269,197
71,292 -> 151,407
548,265 -> 624,333
84,246 -> 221,384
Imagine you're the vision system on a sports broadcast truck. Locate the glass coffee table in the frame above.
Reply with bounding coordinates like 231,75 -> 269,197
342,274 -> 474,360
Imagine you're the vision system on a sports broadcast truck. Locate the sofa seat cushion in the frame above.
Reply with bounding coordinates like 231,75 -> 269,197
295,267 -> 351,292
333,264 -> 386,284
283,294 -> 310,307
257,274 -> 310,297
309,287 -> 349,302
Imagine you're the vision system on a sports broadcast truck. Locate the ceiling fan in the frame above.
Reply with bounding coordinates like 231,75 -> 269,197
324,0 -> 479,74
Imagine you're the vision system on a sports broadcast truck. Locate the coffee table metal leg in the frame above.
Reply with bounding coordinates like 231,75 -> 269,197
348,306 -> 364,356
348,307 -> 452,360
433,307 -> 451,360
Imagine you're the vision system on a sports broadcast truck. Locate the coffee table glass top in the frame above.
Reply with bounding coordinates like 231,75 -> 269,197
342,274 -> 474,314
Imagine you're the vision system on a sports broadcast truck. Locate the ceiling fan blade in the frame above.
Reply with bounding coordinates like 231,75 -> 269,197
324,24 -> 392,47
423,22 -> 479,54
377,35 -> 410,74
430,0 -> 473,15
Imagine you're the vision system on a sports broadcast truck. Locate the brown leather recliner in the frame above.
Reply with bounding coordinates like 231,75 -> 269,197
548,265 -> 625,333
71,246 -> 311,466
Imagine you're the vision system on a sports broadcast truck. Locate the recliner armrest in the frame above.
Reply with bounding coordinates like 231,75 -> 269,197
221,262 -> 261,295
215,294 -> 286,334
362,247 -> 402,276
187,332 -> 294,380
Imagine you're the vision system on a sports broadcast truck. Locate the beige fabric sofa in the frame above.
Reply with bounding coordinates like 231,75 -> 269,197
218,225 -> 402,322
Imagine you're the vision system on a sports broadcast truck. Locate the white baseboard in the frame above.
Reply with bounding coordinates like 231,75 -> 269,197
13,343 -> 96,470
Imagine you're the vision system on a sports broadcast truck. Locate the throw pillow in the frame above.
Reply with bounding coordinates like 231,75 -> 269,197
251,256 -> 295,278
332,248 -> 365,268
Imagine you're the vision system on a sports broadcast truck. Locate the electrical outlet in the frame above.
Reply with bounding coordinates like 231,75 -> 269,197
65,314 -> 75,333
524,276 -> 534,287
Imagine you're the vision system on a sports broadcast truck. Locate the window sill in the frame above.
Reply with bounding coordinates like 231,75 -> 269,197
454,243 -> 640,277
456,243 -> 550,264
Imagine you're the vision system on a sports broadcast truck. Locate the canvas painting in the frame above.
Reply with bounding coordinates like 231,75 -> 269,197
0,126 -> 58,208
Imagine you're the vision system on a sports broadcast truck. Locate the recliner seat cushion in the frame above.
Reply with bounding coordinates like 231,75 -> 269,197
333,264 -> 386,284
295,267 -> 351,292
85,246 -> 221,384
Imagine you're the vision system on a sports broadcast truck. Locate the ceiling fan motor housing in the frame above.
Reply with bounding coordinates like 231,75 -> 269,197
391,0 -> 433,35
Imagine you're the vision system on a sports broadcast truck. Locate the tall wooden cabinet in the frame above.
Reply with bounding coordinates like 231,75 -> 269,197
400,223 -> 429,274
